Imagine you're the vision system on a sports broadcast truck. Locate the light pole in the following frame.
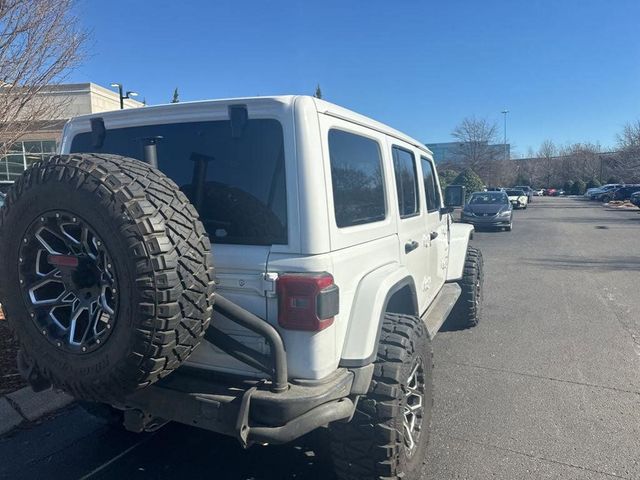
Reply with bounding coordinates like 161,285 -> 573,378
110,83 -> 138,109
501,110 -> 509,160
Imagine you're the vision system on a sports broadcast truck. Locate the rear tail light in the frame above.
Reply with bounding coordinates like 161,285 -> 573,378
276,273 -> 339,331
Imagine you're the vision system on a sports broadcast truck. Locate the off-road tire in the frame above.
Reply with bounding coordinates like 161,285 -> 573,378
330,313 -> 433,480
0,153 -> 215,402
451,246 -> 483,328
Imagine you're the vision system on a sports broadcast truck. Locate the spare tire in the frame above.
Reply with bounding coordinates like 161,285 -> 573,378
0,153 -> 215,402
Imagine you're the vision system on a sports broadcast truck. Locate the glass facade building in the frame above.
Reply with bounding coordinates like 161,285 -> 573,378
1,140 -> 57,182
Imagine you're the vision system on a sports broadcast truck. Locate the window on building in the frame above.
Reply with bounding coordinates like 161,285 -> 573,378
421,157 -> 440,212
0,140 -> 57,182
328,129 -> 386,228
392,146 -> 420,218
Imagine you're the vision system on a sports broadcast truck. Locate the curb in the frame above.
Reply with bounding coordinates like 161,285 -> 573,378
0,387 -> 73,435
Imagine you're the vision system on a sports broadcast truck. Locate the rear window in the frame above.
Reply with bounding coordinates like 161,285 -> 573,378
70,119 -> 287,246
328,129 -> 386,228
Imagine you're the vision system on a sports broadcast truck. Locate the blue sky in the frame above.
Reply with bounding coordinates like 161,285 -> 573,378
72,0 -> 640,155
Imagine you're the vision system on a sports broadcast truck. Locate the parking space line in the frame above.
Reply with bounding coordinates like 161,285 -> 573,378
77,431 -> 158,480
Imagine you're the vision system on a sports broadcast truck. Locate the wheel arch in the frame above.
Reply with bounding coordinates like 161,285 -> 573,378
339,263 -> 418,367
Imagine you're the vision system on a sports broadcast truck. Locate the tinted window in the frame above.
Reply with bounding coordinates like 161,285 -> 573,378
392,147 -> 419,217
420,157 -> 440,212
70,119 -> 287,246
328,129 -> 386,228
469,192 -> 509,204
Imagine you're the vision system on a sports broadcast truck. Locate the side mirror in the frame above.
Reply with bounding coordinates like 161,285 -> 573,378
444,185 -> 466,209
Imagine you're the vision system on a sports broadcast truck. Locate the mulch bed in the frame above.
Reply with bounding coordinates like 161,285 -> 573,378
0,308 -> 25,395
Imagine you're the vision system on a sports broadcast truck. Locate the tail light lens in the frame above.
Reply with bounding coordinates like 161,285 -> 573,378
276,273 -> 339,331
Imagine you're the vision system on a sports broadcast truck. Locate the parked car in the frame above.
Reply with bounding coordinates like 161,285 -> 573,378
545,188 -> 557,196
631,191 -> 640,208
461,191 -> 513,231
0,95 -> 484,480
588,184 -> 624,200
533,189 -> 544,196
514,185 -> 533,203
505,189 -> 528,209
608,185 -> 640,202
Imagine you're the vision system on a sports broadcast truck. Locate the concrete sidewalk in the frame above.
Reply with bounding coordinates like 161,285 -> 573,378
0,387 -> 72,435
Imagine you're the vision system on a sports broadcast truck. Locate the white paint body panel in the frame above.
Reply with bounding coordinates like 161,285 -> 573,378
60,95 -> 468,381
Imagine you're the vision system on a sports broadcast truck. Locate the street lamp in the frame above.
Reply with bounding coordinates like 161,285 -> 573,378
501,110 -> 509,160
110,82 -> 138,110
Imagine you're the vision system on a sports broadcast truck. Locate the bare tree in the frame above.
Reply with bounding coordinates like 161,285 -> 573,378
0,0 -> 86,154
537,140 -> 556,187
612,119 -> 640,182
451,117 -> 501,172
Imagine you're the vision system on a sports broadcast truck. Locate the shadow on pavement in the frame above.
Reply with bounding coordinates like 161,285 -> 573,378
87,423 -> 336,480
521,255 -> 640,272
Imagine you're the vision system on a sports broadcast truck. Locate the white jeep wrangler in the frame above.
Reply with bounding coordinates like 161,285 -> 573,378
0,96 -> 483,480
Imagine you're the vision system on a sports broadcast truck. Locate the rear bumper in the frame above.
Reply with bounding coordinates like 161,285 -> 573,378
113,295 -> 363,446
119,366 -> 357,445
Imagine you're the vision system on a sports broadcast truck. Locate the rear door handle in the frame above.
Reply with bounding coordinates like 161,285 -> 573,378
430,231 -> 438,240
405,240 -> 419,253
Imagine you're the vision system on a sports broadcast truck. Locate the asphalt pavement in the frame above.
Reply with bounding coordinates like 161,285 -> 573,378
1,196 -> 639,480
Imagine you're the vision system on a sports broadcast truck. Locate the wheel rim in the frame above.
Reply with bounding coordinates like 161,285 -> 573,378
403,356 -> 425,457
18,211 -> 118,354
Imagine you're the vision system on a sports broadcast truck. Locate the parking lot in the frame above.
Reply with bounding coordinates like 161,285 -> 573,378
1,196 -> 639,480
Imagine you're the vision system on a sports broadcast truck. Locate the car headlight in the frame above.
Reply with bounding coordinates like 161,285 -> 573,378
498,210 -> 511,217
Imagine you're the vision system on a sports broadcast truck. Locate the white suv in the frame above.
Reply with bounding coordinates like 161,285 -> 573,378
0,95 -> 483,480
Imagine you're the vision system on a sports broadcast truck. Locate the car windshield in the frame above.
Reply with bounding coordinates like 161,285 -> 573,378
506,190 -> 525,196
469,193 -> 507,204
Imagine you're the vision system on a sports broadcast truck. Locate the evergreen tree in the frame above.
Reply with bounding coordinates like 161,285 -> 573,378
514,173 -> 530,186
571,179 -> 586,195
314,84 -> 322,99
452,168 -> 484,199
563,180 -> 574,193
438,169 -> 458,190
171,88 -> 179,103
586,178 -> 601,189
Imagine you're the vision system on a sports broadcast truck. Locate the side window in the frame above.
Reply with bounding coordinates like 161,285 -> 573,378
328,129 -> 386,228
420,157 -> 440,212
392,146 -> 419,218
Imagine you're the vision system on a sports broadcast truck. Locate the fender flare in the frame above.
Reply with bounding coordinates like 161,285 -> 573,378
339,263 -> 417,367
446,222 -> 475,282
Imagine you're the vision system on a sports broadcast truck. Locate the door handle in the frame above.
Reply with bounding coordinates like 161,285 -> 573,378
430,231 -> 439,240
405,240 -> 419,253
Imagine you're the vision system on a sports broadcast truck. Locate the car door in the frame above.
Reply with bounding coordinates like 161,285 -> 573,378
420,156 -> 448,292
390,142 -> 433,314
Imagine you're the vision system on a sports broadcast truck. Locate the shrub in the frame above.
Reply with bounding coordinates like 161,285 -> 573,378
571,179 -> 586,195
606,176 -> 621,184
563,180 -> 574,193
452,168 -> 484,199
438,169 -> 458,190
586,178 -> 601,189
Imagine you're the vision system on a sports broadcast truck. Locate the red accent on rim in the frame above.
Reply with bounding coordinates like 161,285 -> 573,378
47,254 -> 79,268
